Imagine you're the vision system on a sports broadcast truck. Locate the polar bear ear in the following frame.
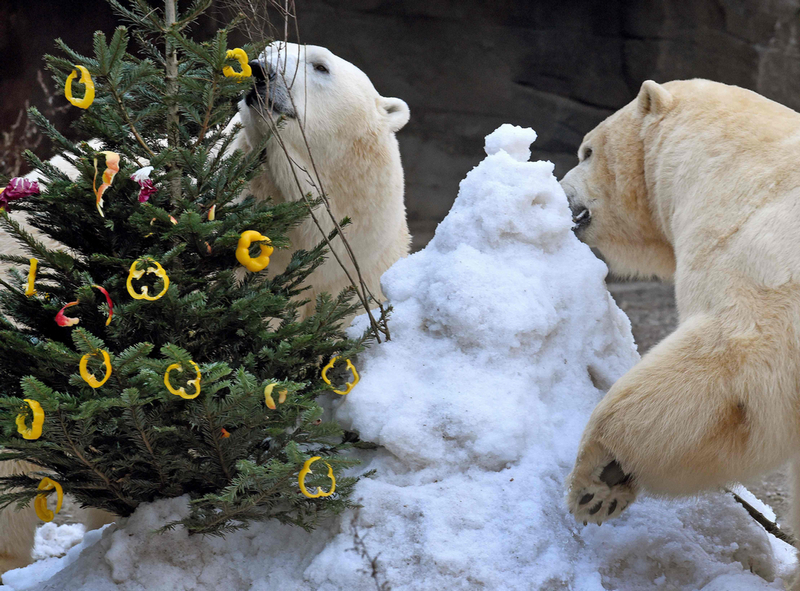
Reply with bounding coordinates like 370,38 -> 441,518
379,97 -> 410,133
637,80 -> 674,116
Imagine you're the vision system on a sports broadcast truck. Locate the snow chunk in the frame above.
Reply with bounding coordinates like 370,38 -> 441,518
5,125 -> 794,590
484,123 -> 538,162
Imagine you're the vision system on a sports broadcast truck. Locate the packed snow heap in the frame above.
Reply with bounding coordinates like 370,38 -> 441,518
2,125 -> 794,590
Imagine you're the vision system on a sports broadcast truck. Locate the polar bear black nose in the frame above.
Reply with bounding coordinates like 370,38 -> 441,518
250,61 -> 268,81
571,205 -> 591,231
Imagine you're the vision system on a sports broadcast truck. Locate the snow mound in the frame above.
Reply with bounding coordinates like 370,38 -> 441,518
5,125 -> 794,590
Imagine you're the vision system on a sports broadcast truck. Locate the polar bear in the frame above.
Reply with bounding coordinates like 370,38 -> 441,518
230,41 -> 411,315
562,78 -> 800,579
0,42 -> 411,578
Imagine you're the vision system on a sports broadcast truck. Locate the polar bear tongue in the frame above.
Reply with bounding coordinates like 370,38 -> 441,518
484,124 -> 538,162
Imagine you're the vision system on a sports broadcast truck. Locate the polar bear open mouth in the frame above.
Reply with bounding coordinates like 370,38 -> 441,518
244,60 -> 296,119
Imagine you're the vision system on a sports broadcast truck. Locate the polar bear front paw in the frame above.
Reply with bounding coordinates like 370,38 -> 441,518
568,456 -> 638,525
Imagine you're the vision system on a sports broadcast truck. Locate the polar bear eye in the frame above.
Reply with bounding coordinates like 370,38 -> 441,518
581,147 -> 593,161
313,63 -> 329,74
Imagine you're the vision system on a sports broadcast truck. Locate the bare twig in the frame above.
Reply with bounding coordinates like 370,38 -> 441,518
726,488 -> 796,546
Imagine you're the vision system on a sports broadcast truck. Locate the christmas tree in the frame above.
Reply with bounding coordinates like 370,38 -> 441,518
0,0 -> 370,535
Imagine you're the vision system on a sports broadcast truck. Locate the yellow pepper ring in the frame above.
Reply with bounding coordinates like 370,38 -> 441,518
298,456 -> 336,499
321,357 -> 360,396
25,258 -> 38,297
235,231 -> 273,273
223,48 -> 252,82
34,477 -> 64,522
16,399 -> 44,440
164,360 -> 202,399
126,258 -> 170,301
79,349 -> 112,388
65,65 -> 95,109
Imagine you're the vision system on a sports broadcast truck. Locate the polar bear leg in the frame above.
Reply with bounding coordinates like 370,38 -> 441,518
568,313 -> 794,524
0,461 -> 38,578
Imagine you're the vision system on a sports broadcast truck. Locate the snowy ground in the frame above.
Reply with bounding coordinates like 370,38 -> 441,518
1,124 -> 796,590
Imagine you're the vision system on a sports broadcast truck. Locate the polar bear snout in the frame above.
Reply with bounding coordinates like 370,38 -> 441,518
244,59 -> 296,119
562,184 -> 592,234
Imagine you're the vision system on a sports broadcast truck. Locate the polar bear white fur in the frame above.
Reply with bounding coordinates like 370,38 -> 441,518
0,42 -> 410,578
561,79 -> 800,586
232,41 -> 411,315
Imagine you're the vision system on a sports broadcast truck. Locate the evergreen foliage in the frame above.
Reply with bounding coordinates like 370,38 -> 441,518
0,0 -> 368,534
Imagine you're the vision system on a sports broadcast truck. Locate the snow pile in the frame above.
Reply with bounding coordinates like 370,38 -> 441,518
3,124 -> 794,590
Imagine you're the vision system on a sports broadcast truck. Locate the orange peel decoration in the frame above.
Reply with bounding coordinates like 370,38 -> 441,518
25,258 -> 38,297
93,151 -> 120,217
92,285 -> 114,326
321,357 -> 360,396
65,65 -> 95,109
207,205 -> 216,221
79,349 -> 112,388
164,360 -> 201,399
16,399 -> 44,440
34,477 -> 63,522
223,48 -> 252,82
126,258 -> 170,301
220,428 -> 231,439
55,301 -> 80,327
298,457 -> 336,499
235,230 -> 273,273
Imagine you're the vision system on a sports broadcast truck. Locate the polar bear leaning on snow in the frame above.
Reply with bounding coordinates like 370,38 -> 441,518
562,79 -> 800,583
0,41 -> 411,578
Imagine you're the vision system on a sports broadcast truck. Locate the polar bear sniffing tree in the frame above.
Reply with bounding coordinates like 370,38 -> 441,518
562,79 -> 800,583
233,42 -> 411,322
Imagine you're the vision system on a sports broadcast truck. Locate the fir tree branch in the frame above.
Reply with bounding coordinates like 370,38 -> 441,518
105,78 -> 155,160
55,409 -> 135,509
190,472 -> 294,533
200,397 -> 233,482
193,74 -> 219,149
125,397 -> 169,492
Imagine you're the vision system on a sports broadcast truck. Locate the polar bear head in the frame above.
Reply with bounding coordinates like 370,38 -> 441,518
237,42 -> 410,205
560,80 -> 678,280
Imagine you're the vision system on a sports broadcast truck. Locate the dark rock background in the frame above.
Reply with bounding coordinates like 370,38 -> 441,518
4,0 -> 800,247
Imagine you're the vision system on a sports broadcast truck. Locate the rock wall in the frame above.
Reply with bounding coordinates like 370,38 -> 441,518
3,0 -> 800,249
296,0 -> 800,247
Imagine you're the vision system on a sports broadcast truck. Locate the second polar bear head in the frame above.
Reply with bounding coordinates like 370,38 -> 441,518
560,80 -> 678,280
238,42 -> 410,201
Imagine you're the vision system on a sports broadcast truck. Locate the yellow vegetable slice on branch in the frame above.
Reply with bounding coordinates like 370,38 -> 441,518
16,399 -> 44,440
64,65 -> 95,109
298,456 -> 336,499
164,360 -> 202,399
263,383 -> 289,410
321,357 -> 360,395
93,151 -> 120,217
235,230 -> 273,272
79,349 -> 112,388
25,258 -> 37,297
34,477 -> 63,522
223,48 -> 252,82
126,258 -> 170,301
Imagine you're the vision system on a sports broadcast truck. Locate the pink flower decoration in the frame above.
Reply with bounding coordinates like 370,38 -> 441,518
0,178 -> 40,212
130,166 -> 157,203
